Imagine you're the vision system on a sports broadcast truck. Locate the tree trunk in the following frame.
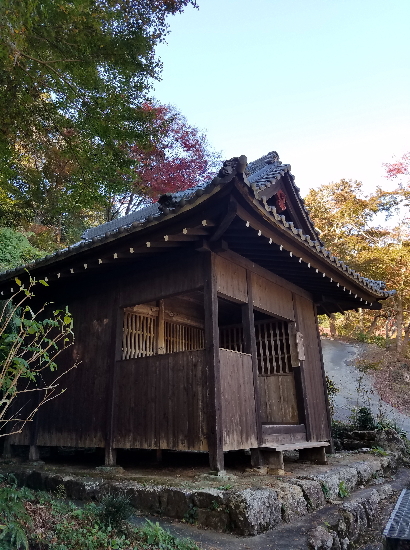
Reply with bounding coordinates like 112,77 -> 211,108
396,296 -> 403,352
366,314 -> 382,336
402,322 -> 410,351
125,193 -> 135,216
329,313 -> 337,338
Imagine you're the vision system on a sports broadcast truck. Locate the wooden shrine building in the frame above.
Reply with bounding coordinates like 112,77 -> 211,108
0,151 -> 393,471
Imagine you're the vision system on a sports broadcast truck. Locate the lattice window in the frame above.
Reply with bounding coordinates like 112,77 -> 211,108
219,325 -> 244,353
165,322 -> 204,354
122,309 -> 204,359
122,312 -> 157,359
255,320 -> 293,375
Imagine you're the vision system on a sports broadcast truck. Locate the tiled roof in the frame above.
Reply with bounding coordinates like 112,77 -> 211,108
0,152 -> 394,299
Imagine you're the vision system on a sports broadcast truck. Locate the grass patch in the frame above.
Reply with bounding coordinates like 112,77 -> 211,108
0,475 -> 200,550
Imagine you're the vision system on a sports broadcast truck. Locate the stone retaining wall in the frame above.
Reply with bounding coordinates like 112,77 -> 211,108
1,452 -> 398,536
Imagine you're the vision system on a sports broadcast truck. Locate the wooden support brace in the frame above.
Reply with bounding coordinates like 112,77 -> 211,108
105,447 -> 117,466
299,446 -> 327,465
29,445 -> 40,462
2,438 -> 12,459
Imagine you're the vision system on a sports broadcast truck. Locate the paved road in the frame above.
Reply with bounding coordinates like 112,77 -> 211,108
321,338 -> 410,437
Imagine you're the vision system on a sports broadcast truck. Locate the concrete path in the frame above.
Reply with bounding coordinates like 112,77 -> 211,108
321,338 -> 410,437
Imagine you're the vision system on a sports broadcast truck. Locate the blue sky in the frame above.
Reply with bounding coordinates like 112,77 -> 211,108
153,0 -> 410,197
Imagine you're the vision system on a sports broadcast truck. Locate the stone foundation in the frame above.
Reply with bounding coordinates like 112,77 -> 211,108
1,451 -> 399,536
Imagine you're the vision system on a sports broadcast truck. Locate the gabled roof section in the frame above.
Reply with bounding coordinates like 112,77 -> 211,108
0,152 -> 394,305
248,151 -> 322,243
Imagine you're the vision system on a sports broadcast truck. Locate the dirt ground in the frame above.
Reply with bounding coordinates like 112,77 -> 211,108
9,448 -> 391,491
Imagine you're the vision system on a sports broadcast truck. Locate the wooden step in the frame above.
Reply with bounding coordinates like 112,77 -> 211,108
259,441 -> 330,452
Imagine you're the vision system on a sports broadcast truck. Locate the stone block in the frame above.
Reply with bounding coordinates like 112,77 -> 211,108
273,481 -> 308,521
307,525 -> 337,549
227,488 -> 282,535
191,488 -> 226,509
341,501 -> 368,541
293,479 -> 326,510
196,509 -> 229,531
160,488 -> 192,519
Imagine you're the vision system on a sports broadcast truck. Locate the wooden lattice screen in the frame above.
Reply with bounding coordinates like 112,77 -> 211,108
122,312 -> 157,359
219,324 -> 244,353
122,310 -> 204,359
164,322 -> 204,354
219,320 -> 294,375
255,320 -> 292,375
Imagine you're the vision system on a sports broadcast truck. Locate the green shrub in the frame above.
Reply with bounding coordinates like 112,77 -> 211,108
0,476 -> 31,550
96,492 -> 133,531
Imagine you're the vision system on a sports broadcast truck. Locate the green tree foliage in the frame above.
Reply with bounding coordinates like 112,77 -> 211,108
0,228 -> 44,271
0,0 -> 196,244
305,179 -> 410,350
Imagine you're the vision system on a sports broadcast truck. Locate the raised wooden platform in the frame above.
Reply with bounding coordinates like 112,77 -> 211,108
260,441 -> 329,452
251,440 -> 330,472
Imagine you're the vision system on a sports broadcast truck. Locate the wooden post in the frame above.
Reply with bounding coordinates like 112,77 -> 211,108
2,438 -> 12,459
292,296 -> 312,440
29,391 -> 41,462
242,270 -> 262,446
314,305 -> 335,454
157,300 -> 165,354
105,291 -> 123,467
204,252 -> 224,473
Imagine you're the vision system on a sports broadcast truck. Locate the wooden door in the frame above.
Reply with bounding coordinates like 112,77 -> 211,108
255,320 -> 299,424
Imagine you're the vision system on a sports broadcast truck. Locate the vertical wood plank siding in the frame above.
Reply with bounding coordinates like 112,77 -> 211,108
215,255 -> 248,302
113,350 -> 208,451
12,285 -> 117,447
293,294 -> 330,441
252,274 -> 295,320
258,375 -> 299,424
219,349 -> 258,451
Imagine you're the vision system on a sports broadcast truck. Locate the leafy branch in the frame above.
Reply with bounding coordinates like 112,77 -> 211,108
0,274 -> 79,437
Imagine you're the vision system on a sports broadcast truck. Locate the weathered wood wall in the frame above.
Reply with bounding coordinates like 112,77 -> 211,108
252,273 -> 295,320
293,294 -> 330,441
113,350 -> 208,451
215,255 -> 248,303
258,375 -> 299,424
11,282 -> 117,447
9,251 -> 208,449
219,349 -> 258,451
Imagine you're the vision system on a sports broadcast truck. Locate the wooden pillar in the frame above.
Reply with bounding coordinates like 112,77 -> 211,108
204,252 -> 224,472
105,290 -> 123,467
28,391 -> 41,462
157,300 -> 165,354
242,270 -> 262,446
2,438 -> 12,459
314,305 -> 335,453
292,296 -> 312,441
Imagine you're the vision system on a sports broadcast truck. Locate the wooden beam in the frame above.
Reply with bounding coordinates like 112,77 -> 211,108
182,227 -> 209,236
242,271 -> 263,447
163,234 -> 200,242
314,304 -> 334,453
105,290 -> 123,467
203,252 -> 224,472
210,199 -> 237,242
145,241 -> 186,248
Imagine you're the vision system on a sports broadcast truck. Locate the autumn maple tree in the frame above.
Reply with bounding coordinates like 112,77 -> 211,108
116,103 -> 220,216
